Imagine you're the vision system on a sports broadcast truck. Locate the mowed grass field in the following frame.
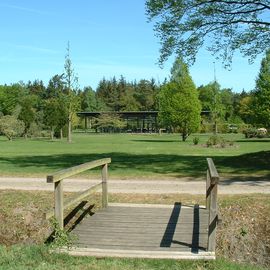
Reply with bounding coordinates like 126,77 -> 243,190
0,132 -> 269,178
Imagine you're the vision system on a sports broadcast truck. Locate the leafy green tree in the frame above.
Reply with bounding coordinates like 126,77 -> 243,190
0,115 -> 25,140
93,113 -> 126,132
134,79 -> 157,110
220,88 -> 234,121
18,95 -> 37,137
43,98 -> 61,140
46,74 -> 65,99
159,58 -> 201,141
27,79 -> 46,99
0,84 -> 27,115
252,49 -> 270,128
239,96 -> 255,124
146,0 -> 270,66
198,82 -> 224,133
96,77 -> 121,111
81,86 -> 97,111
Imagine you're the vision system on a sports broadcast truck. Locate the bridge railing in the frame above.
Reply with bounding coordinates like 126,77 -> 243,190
206,158 -> 220,252
45,158 -> 111,229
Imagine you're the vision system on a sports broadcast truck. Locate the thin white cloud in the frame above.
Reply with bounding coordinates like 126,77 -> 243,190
0,4 -> 48,15
13,44 -> 59,54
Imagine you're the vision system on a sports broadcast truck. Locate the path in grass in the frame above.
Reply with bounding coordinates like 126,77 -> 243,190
1,176 -> 270,194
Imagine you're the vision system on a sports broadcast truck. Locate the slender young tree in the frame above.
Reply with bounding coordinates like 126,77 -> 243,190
64,42 -> 79,143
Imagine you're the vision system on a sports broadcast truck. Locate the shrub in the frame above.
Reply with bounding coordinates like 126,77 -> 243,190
206,135 -> 226,147
243,128 -> 258,138
0,115 -> 25,140
27,123 -> 43,138
193,137 -> 200,145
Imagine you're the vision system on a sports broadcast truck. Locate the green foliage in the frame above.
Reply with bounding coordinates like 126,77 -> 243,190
18,95 -> 37,135
96,76 -> 159,112
193,137 -> 199,145
43,98 -> 62,140
198,82 -> 224,133
93,113 -> 126,132
159,58 -> 201,141
50,218 -> 73,248
63,42 -> 80,143
206,135 -> 226,147
239,96 -> 255,124
0,83 -> 27,115
0,115 -> 25,140
252,49 -> 270,128
146,0 -> 270,66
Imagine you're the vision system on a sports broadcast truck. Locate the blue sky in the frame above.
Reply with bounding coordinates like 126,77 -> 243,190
0,0 -> 264,92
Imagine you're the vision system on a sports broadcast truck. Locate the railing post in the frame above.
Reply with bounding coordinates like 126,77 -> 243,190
206,169 -> 211,209
54,180 -> 64,229
102,164 -> 108,208
206,158 -> 219,252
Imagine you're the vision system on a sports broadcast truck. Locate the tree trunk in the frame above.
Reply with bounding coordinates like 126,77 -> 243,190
60,128 -> 63,140
67,114 -> 72,143
51,128 -> 54,141
213,121 -> 218,134
182,132 -> 188,141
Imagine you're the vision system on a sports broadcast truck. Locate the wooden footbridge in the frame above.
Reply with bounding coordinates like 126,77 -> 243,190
45,158 -> 220,260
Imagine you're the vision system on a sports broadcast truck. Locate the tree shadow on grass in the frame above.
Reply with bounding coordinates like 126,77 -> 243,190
0,151 -> 269,180
236,139 -> 270,143
131,139 -> 182,143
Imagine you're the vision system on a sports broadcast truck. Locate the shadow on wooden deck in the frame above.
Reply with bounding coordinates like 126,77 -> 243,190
65,202 -> 213,259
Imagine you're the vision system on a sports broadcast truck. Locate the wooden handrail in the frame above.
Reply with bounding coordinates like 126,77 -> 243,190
45,158 -> 111,229
206,158 -> 219,252
47,158 -> 111,183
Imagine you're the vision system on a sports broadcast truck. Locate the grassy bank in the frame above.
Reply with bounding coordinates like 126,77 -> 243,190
0,133 -> 269,178
0,190 -> 269,268
0,245 -> 266,270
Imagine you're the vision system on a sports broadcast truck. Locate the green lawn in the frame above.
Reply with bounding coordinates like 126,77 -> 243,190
0,245 -> 267,270
0,133 -> 269,178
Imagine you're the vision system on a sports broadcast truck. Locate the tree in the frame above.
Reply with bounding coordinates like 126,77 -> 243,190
93,113 -> 126,133
158,58 -> 201,141
18,95 -> 37,137
239,95 -> 255,124
252,49 -> 270,128
0,84 -> 27,115
146,0 -> 270,66
134,79 -> 157,110
46,74 -> 65,99
0,115 -> 25,141
63,42 -> 80,143
81,87 -> 96,111
43,98 -> 61,140
198,82 -> 224,133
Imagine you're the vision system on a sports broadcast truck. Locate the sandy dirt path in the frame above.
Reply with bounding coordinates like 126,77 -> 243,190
0,176 -> 269,194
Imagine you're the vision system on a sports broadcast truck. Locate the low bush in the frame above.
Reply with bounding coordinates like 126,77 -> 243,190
193,137 -> 200,145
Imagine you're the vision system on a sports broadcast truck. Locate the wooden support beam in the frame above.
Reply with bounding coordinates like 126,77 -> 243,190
102,164 -> 108,208
46,158 -> 111,230
54,181 -> 64,229
45,183 -> 102,220
206,158 -> 219,252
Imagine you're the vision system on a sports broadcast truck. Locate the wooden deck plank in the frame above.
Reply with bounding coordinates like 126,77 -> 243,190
70,203 -> 210,259
64,247 -> 215,260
